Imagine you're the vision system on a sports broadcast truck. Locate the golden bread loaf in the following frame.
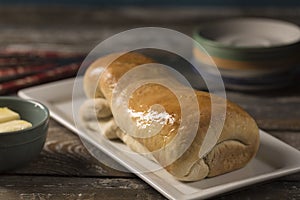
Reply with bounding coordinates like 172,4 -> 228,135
82,52 -> 260,181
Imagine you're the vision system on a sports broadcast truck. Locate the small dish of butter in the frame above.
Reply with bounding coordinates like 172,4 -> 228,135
0,107 -> 32,133
0,97 -> 49,172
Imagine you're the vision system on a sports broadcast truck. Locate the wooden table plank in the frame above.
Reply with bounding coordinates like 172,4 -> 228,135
213,181 -> 300,200
0,176 -> 165,200
227,91 -> 300,131
0,175 -> 299,200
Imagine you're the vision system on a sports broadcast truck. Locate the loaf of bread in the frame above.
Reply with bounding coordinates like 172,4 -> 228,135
82,52 -> 260,181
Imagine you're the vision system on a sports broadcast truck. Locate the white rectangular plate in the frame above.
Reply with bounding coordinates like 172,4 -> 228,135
18,78 -> 300,200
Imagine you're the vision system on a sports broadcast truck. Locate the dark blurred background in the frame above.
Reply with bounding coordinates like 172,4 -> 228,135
0,0 -> 298,52
0,0 -> 299,6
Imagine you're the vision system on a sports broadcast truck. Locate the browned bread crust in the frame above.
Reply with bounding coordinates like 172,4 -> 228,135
83,52 -> 260,181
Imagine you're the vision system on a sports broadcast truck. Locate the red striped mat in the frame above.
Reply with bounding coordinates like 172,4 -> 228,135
0,50 -> 86,95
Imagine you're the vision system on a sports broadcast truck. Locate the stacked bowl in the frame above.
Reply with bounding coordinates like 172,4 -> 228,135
193,18 -> 300,90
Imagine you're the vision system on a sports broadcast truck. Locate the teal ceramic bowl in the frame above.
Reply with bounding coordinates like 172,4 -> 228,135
193,18 -> 300,72
0,97 -> 49,172
193,18 -> 300,61
193,18 -> 300,90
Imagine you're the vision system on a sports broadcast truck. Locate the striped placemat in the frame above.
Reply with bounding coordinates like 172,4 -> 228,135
0,50 -> 86,95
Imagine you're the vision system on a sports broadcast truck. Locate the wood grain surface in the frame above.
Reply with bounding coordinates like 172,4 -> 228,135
0,6 -> 299,200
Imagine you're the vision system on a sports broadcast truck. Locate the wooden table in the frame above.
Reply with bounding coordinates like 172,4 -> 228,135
0,6 -> 299,199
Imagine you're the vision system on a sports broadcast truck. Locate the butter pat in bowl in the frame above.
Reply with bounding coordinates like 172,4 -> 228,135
0,107 -> 32,133
0,97 -> 49,172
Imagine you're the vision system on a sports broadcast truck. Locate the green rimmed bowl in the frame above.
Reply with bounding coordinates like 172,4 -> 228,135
0,97 -> 49,172
193,18 -> 300,70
